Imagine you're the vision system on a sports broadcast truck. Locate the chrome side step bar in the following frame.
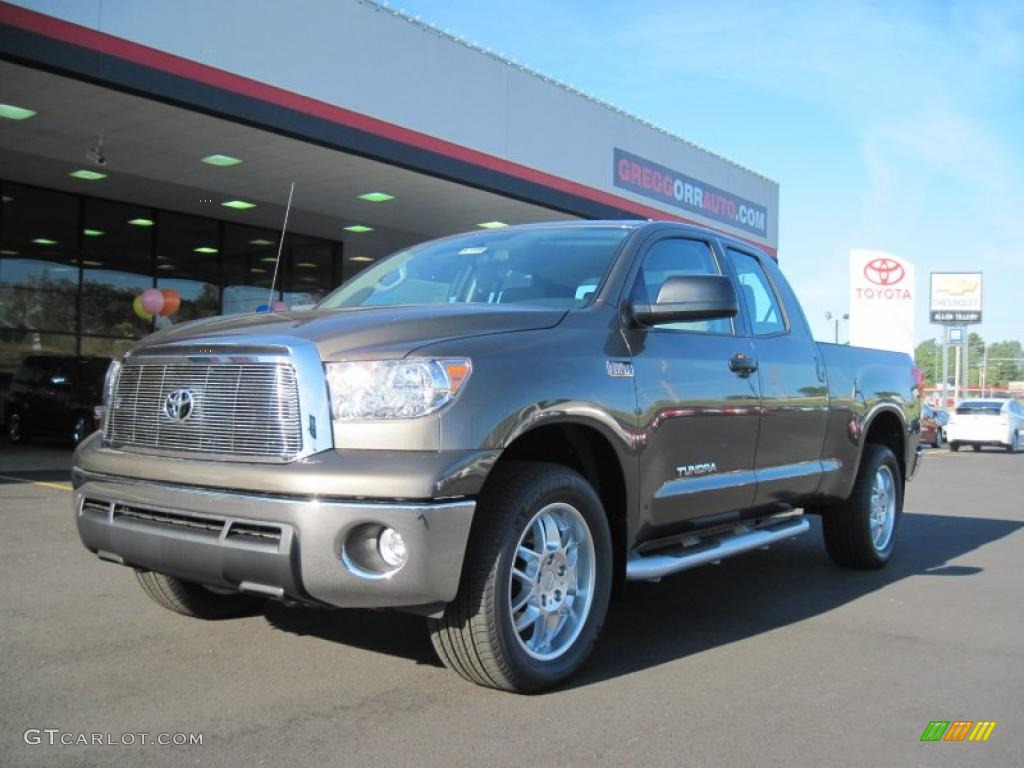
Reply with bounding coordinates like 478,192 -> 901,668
625,516 -> 810,582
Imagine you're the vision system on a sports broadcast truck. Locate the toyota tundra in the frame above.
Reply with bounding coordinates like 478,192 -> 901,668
73,221 -> 922,692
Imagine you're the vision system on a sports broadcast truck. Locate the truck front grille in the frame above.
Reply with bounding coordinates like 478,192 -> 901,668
105,361 -> 302,459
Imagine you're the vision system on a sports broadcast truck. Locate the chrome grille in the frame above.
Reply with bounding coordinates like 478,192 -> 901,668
105,362 -> 303,459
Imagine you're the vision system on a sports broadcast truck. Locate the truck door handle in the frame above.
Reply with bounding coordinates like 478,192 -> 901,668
729,353 -> 758,377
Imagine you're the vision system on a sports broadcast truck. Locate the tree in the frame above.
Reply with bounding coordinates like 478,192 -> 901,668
914,339 -> 941,386
984,340 -> 1023,387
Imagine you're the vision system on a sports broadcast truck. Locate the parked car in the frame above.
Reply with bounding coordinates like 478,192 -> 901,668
946,398 -> 1024,453
5,355 -> 111,446
920,404 -> 950,448
72,221 -> 921,692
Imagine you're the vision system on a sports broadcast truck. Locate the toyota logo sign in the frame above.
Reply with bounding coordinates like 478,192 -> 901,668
863,257 -> 906,286
163,388 -> 195,422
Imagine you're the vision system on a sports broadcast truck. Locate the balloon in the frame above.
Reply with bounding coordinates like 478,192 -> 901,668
140,288 -> 164,315
270,301 -> 288,312
159,288 -> 181,316
132,294 -> 153,321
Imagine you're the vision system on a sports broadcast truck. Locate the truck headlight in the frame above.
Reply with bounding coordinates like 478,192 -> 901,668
325,358 -> 471,420
100,359 -> 121,433
103,359 -> 121,407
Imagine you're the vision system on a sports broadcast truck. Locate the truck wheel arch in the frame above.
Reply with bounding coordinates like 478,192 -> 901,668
485,421 -> 632,595
860,407 -> 907,487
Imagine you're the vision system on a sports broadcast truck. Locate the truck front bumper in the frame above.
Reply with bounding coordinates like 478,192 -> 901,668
73,470 -> 476,613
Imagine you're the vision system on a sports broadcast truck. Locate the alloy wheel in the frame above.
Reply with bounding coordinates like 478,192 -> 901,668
869,465 -> 897,552
508,502 -> 596,662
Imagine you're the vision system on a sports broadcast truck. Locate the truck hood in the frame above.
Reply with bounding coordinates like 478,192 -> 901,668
137,304 -> 566,360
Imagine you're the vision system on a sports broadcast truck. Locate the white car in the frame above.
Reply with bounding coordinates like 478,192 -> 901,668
946,399 -> 1024,453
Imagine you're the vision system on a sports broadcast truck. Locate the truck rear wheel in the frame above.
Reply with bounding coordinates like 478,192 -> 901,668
428,462 -> 612,693
135,570 -> 264,619
822,444 -> 902,570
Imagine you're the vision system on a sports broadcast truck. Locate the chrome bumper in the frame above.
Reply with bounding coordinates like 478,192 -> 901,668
73,471 -> 475,612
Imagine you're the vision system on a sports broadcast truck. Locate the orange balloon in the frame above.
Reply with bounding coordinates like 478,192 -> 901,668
159,288 -> 181,316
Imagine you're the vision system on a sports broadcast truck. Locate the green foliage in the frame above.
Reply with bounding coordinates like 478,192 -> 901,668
917,335 -> 1024,388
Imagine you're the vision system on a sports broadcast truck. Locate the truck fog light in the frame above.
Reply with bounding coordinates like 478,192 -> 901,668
378,527 -> 408,568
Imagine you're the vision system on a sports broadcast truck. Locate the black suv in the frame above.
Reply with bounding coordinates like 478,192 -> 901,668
5,355 -> 111,446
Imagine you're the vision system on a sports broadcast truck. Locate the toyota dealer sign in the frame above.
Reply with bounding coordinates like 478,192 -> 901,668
848,249 -> 916,355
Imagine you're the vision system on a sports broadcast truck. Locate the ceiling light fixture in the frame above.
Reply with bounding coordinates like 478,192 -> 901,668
296,261 -> 318,268
250,238 -> 275,246
32,237 -> 58,245
201,154 -> 242,166
83,260 -> 104,267
70,169 -> 107,181
478,221 -> 508,229
127,218 -> 154,227
221,199 -> 256,210
357,192 -> 395,202
83,228 -> 104,237
343,225 -> 374,233
0,103 -> 36,120
194,246 -> 218,254
1,249 -> 19,255
349,256 -> 374,262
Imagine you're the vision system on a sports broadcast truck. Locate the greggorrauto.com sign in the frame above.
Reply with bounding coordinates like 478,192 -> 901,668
613,148 -> 768,237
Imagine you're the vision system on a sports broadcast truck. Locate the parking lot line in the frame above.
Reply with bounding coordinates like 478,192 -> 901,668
0,474 -> 72,492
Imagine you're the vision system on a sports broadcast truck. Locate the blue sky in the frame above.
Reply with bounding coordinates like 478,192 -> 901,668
395,0 -> 1023,345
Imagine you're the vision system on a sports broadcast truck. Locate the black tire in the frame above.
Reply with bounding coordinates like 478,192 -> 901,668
822,444 -> 902,570
7,410 -> 30,444
949,442 -> 960,452
933,430 -> 944,449
134,570 -> 264,619
428,462 -> 613,693
972,444 -> 982,452
1008,431 -> 1020,453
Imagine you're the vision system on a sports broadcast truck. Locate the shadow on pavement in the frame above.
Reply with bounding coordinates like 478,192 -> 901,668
264,604 -> 442,667
0,469 -> 73,484
252,511 -> 1024,683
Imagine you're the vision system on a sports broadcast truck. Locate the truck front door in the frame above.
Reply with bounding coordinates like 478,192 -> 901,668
625,234 -> 761,542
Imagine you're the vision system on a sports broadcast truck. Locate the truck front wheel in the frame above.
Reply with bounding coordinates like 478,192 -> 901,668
428,462 -> 612,692
822,444 -> 902,569
134,570 -> 264,619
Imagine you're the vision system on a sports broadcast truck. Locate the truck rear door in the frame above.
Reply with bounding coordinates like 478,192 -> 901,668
725,247 -> 830,505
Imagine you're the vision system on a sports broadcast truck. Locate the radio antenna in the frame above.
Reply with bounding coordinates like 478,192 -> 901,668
267,181 -> 295,307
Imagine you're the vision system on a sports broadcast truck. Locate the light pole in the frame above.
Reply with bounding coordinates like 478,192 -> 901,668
824,311 -> 849,344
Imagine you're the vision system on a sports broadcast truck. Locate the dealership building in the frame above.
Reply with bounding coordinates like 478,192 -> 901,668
0,0 -> 778,374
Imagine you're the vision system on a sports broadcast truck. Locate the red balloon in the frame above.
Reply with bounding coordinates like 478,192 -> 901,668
159,288 -> 181,316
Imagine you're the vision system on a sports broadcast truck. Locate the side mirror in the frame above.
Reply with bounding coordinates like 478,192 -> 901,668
632,274 -> 738,326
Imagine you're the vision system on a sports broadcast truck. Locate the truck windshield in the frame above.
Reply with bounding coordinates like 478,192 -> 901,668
318,226 -> 633,310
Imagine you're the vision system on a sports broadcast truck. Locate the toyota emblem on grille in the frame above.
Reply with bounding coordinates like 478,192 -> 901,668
163,389 -> 195,422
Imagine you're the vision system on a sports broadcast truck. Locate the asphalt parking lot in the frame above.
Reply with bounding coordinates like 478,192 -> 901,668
1,444 -> 1021,767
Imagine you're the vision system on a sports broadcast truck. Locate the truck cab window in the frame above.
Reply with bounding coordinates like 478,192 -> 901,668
728,249 -> 786,336
635,238 -> 732,334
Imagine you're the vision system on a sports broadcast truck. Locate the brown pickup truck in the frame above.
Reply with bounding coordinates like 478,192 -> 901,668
74,221 -> 922,691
